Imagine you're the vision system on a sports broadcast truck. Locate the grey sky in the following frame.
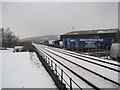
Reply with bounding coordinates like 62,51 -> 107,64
2,2 -> 118,39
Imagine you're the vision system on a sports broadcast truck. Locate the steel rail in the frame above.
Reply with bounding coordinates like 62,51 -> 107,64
44,48 -> 120,86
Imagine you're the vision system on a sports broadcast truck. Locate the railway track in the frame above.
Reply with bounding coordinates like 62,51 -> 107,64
33,44 -> 119,89
38,48 -> 100,89
48,46 -> 120,67
46,47 -> 120,73
44,48 -> 119,86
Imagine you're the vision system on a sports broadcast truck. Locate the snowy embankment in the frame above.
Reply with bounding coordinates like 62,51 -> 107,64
2,49 -> 56,88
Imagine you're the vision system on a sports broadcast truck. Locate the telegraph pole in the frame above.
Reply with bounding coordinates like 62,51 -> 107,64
1,28 -> 4,48
72,26 -> 74,31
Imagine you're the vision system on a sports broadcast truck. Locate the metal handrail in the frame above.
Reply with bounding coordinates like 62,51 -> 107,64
36,48 -> 82,90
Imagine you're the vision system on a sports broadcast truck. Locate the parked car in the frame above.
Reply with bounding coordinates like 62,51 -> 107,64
110,43 -> 120,61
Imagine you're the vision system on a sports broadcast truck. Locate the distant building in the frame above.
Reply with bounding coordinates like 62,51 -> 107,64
60,28 -> 119,42
60,28 -> 120,50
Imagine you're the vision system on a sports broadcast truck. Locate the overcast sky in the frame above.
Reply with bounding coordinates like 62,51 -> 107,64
2,2 -> 118,39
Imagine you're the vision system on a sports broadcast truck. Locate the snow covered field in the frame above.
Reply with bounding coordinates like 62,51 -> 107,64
2,49 -> 57,88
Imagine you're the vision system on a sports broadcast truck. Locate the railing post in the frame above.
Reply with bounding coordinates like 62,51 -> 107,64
70,77 -> 72,90
46,57 -> 48,63
48,58 -> 50,66
44,55 -> 45,59
45,56 -> 47,61
61,69 -> 63,83
47,57 -> 48,63
55,64 -> 57,75
51,60 -> 53,70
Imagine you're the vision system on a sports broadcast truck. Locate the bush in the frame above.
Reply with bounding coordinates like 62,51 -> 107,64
17,41 -> 34,52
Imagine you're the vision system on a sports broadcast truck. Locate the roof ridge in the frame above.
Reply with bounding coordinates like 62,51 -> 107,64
63,28 -> 119,35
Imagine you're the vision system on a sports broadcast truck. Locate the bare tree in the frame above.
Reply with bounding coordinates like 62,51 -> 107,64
0,27 -> 19,48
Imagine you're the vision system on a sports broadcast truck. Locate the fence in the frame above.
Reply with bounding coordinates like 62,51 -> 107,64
37,48 -> 82,90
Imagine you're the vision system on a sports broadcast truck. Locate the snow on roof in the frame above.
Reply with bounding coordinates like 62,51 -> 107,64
63,29 -> 119,35
97,30 -> 118,33
73,33 -> 78,35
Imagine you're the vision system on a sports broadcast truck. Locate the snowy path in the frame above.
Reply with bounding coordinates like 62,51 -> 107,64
2,49 -> 56,88
33,43 -> 119,88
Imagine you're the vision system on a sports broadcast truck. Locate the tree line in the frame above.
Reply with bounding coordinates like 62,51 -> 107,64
0,27 -> 19,48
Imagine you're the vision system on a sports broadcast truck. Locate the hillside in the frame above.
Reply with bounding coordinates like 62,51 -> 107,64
20,35 -> 60,42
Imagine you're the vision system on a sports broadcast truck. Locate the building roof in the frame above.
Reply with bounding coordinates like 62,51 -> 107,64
62,29 -> 119,35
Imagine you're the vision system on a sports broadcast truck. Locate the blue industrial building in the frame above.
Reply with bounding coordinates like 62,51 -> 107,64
60,29 -> 120,51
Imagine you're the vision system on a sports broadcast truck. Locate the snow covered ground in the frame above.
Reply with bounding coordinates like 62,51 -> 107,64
2,49 -> 57,88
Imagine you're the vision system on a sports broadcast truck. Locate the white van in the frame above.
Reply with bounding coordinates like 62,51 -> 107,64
110,43 -> 120,61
